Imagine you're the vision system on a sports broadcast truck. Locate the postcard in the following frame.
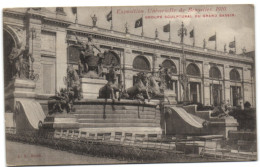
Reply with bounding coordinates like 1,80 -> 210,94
3,4 -> 256,166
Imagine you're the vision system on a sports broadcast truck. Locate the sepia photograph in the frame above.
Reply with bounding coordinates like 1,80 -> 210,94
2,2 -> 257,166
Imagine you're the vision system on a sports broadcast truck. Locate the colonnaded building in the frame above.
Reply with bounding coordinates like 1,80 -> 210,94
3,7 -> 255,113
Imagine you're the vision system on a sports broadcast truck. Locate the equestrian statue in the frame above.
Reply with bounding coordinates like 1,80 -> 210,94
74,32 -> 103,78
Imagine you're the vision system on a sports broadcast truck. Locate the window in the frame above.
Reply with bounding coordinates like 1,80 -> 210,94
187,63 -> 200,76
103,51 -> 120,67
162,60 -> 177,74
41,57 -> 56,94
230,68 -> 240,81
133,56 -> 150,71
67,46 -> 80,65
209,66 -> 221,79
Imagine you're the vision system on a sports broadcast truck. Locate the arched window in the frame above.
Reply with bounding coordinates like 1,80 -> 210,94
103,51 -> 120,66
162,60 -> 177,74
133,56 -> 150,71
209,66 -> 221,79
187,63 -> 200,77
230,68 -> 240,81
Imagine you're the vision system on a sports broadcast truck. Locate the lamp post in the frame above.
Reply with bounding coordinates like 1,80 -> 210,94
178,22 -> 189,103
29,28 -> 39,81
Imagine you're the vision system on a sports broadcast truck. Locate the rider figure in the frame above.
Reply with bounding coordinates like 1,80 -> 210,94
74,33 -> 101,74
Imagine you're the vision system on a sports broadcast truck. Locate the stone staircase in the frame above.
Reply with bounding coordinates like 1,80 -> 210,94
71,100 -> 162,137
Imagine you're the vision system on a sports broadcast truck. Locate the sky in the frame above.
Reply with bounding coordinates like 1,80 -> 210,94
44,5 -> 254,54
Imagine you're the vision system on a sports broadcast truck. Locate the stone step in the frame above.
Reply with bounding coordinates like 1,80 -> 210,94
74,104 -> 157,112
73,113 -> 157,119
79,127 -> 163,137
74,109 -> 158,115
79,122 -> 160,128
77,118 -> 157,124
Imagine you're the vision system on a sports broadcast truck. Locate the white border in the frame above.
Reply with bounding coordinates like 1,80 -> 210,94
0,0 -> 259,167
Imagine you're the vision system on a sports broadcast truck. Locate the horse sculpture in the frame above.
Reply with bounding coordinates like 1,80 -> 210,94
99,66 -> 120,100
126,72 -> 150,101
147,74 -> 170,103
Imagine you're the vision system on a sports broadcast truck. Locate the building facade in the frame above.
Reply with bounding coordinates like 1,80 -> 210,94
3,8 -> 255,109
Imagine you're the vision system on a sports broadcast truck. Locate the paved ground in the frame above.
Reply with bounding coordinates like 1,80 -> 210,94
5,141 -> 127,166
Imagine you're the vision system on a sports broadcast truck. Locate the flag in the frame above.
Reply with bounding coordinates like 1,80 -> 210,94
106,10 -> 112,21
71,7 -> 77,14
135,17 -> 143,28
208,34 -> 216,41
190,29 -> 194,38
229,41 -> 235,48
163,23 -> 170,32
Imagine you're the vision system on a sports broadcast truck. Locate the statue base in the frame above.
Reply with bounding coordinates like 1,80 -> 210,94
208,116 -> 238,138
164,90 -> 177,104
42,113 -> 79,130
5,78 -> 36,101
5,78 -> 46,134
80,77 -> 107,99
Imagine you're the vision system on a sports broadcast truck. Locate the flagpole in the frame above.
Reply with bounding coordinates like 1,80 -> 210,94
215,32 -> 217,51
234,36 -> 236,54
75,8 -> 78,24
193,27 -> 195,47
169,21 -> 171,42
110,7 -> 113,30
141,14 -> 144,36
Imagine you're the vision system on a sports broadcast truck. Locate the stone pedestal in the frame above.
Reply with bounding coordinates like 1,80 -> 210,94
5,79 -> 46,133
5,79 -> 37,115
42,114 -> 79,130
164,90 -> 177,104
80,78 -> 107,99
5,79 -> 36,101
208,116 -> 239,138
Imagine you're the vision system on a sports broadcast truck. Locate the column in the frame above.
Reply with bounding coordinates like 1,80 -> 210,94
209,84 -> 211,105
224,65 -> 231,103
153,53 -> 160,74
56,30 -> 67,90
197,83 -> 200,103
124,47 -> 133,89
230,87 -> 233,106
203,62 -> 210,106
188,83 -> 191,101
172,81 -> 176,93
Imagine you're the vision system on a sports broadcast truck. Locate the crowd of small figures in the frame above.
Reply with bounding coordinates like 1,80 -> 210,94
5,130 -> 216,162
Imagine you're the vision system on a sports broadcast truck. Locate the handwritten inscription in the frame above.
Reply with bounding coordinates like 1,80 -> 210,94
17,154 -> 41,159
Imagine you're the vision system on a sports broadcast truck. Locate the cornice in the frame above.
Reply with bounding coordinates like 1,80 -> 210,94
3,10 -> 25,19
67,25 -> 254,65
4,9 -> 72,28
42,17 -> 72,28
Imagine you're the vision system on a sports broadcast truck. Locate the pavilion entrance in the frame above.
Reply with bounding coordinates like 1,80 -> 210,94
189,82 -> 201,103
210,84 -> 222,106
231,86 -> 241,106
